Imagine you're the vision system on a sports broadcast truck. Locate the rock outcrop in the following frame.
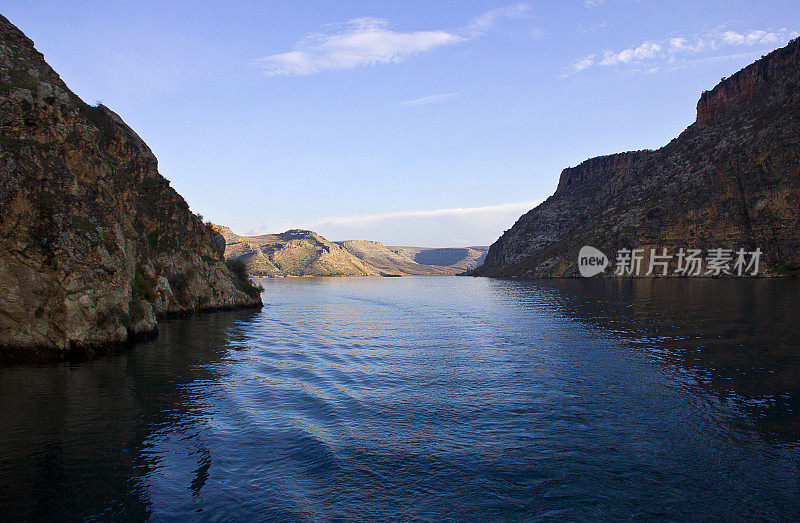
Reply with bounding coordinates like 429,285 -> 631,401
0,15 -> 262,357
474,37 -> 800,278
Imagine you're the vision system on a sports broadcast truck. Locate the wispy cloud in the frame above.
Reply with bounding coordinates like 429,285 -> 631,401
463,3 -> 532,38
308,200 -> 541,225
254,4 -> 531,76
584,0 -> 606,7
580,21 -> 608,34
248,200 -> 543,247
564,27 -> 799,76
400,92 -> 460,107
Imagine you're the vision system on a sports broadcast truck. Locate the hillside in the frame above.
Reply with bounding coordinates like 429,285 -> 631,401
213,226 -> 382,277
215,226 -> 487,276
0,16 -> 262,357
474,37 -> 800,278
389,246 -> 488,272
336,240 -> 450,275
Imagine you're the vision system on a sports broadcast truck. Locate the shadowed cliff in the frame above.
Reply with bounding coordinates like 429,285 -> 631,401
0,15 -> 262,357
474,37 -> 800,278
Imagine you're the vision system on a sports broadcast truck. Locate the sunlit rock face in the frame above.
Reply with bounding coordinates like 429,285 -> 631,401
214,225 -> 489,276
213,226 -> 383,277
0,15 -> 261,356
475,38 -> 800,278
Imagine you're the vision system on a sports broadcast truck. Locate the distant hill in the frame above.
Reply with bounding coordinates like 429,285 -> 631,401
213,226 -> 380,277
214,226 -> 488,277
389,246 -> 488,271
335,240 -> 448,275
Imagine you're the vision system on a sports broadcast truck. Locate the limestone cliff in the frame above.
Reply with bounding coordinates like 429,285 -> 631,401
474,37 -> 800,278
0,15 -> 262,357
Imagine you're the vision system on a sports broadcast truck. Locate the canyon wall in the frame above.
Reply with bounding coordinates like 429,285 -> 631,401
475,37 -> 800,278
0,15 -> 262,357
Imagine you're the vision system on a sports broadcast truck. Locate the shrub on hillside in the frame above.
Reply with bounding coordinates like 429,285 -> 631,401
225,259 -> 263,299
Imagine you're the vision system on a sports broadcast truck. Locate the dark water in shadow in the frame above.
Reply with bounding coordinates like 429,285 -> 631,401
0,277 -> 798,520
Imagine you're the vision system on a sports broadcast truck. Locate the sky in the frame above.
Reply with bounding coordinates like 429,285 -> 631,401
4,1 -> 799,246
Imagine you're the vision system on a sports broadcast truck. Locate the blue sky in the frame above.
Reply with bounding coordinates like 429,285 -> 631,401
5,1 -> 799,246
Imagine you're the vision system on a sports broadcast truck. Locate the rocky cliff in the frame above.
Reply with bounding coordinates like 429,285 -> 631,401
474,37 -> 800,278
0,15 -> 262,357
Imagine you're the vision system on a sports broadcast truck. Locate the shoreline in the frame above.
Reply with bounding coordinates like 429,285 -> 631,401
0,302 -> 263,365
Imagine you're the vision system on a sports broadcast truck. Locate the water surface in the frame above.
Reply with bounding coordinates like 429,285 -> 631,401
1,277 -> 798,520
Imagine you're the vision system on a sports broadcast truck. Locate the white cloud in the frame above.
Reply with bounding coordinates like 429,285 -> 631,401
310,201 -> 541,224
565,27 -> 799,75
254,4 -> 531,76
570,53 -> 596,72
400,92 -> 459,107
464,3 -> 532,38
254,18 -> 462,76
580,21 -> 608,34
720,30 -> 746,46
247,200 -> 543,247
584,0 -> 606,7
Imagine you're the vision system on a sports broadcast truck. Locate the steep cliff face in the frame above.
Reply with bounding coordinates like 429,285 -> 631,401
696,41 -> 800,127
554,151 -> 650,194
475,37 -> 800,278
0,15 -> 261,356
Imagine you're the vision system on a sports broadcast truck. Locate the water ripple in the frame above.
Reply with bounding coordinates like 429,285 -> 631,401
1,277 -> 799,520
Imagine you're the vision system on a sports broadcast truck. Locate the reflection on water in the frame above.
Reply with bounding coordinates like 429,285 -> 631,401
0,277 -> 798,520
0,310 -> 257,520
534,279 -> 800,441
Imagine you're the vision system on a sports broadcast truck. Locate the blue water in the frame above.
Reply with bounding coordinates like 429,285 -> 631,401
1,277 -> 799,520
